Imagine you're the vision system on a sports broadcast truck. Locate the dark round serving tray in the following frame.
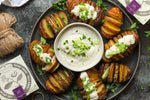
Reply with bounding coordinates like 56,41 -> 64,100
29,0 -> 140,99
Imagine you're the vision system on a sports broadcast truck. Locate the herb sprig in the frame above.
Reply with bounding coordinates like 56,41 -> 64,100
36,64 -> 46,75
127,22 -> 139,31
145,31 -> 150,38
40,37 -> 46,45
69,85 -> 79,100
106,83 -> 121,93
96,0 -> 107,11
52,0 -> 67,11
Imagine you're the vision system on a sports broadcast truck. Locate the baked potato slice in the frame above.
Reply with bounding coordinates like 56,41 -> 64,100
113,63 -> 119,83
87,67 -> 99,78
58,70 -> 70,86
55,72 -> 69,89
54,13 -> 65,28
46,80 -> 59,94
103,21 -> 120,34
107,63 -> 115,83
97,84 -> 107,100
58,11 -> 69,26
46,16 -> 59,35
104,16 -> 123,27
50,14 -> 61,33
101,26 -> 115,39
49,75 -> 64,92
119,64 -> 124,83
124,65 -> 132,82
39,18 -> 54,39
107,7 -> 123,21
49,63 -> 60,73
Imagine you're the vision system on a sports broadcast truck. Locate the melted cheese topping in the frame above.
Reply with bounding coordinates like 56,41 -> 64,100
80,72 -> 99,100
105,35 -> 135,58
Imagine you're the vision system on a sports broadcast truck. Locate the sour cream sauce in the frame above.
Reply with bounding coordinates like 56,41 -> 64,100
57,26 -> 100,68
105,35 -> 135,58
80,72 -> 99,100
33,44 -> 55,70
71,3 -> 97,20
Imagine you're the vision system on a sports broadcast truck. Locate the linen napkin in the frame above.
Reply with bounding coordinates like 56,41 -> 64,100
0,0 -> 29,7
0,55 -> 39,100
118,0 -> 150,25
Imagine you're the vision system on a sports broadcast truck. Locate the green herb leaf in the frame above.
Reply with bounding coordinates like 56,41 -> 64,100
127,22 -> 139,31
148,47 -> 150,51
148,61 -> 150,65
101,19 -> 108,23
71,60 -> 74,63
96,0 -> 107,11
102,67 -> 110,80
40,37 -> 46,45
50,49 -> 55,53
58,77 -> 61,80
141,86 -> 144,90
115,83 -> 121,88
36,64 -> 46,75
145,31 -> 150,38
148,83 -> 150,87
57,48 -> 60,51
106,84 -> 110,91
47,24 -> 50,28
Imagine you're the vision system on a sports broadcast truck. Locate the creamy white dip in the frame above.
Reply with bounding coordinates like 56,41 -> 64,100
80,72 -> 99,100
57,26 -> 100,68
105,34 -> 135,58
71,3 -> 97,20
33,44 -> 55,70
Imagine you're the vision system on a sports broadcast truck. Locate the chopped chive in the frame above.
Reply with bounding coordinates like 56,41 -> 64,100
71,60 -> 74,63
66,47 -> 69,50
76,30 -> 78,32
141,86 -> 144,90
57,48 -> 60,51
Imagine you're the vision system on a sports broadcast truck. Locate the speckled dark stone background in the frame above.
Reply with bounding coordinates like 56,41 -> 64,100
0,0 -> 150,100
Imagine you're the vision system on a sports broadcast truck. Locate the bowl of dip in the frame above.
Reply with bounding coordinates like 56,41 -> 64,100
54,22 -> 104,72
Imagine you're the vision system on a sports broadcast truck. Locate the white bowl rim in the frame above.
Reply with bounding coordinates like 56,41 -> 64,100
54,22 -> 104,72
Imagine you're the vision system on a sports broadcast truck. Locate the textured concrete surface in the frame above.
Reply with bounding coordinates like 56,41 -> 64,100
0,0 -> 150,100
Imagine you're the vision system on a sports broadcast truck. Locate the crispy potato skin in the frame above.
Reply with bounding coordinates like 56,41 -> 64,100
66,0 -> 104,26
46,69 -> 74,94
101,7 -> 123,39
102,31 -> 139,62
99,63 -> 132,83
29,40 -> 59,73
77,67 -> 107,100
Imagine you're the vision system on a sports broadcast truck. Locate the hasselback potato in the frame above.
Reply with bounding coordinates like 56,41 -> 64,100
77,67 -> 107,100
102,31 -> 139,62
99,63 -> 132,83
101,7 -> 123,38
39,11 -> 68,39
46,68 -> 74,94
29,40 -> 59,73
66,0 -> 104,26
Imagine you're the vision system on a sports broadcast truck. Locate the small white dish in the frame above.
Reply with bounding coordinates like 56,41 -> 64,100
54,22 -> 104,72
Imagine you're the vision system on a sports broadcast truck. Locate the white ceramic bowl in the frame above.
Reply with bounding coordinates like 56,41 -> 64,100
54,22 -> 104,72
